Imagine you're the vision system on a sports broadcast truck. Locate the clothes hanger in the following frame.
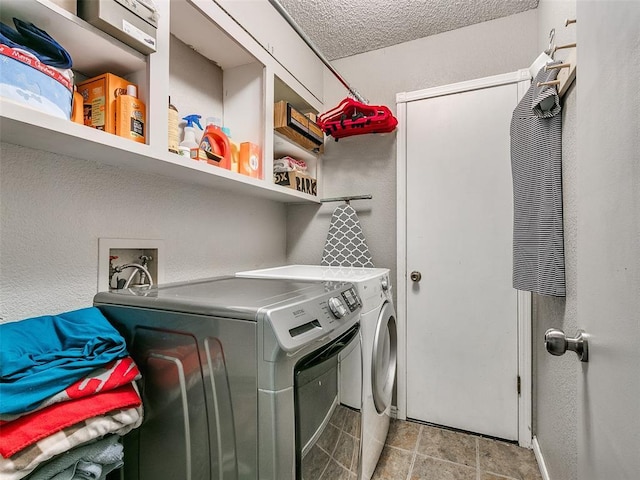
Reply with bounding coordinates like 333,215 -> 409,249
527,28 -> 556,78
318,97 -> 398,140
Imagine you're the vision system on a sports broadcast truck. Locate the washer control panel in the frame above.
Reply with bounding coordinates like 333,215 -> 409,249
265,283 -> 361,352
328,296 -> 348,318
342,287 -> 360,311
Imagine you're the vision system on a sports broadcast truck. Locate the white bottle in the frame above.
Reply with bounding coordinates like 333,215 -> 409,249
179,114 -> 203,157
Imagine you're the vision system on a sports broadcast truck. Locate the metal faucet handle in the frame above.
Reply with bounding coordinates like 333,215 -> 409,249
112,263 -> 154,289
544,328 -> 589,362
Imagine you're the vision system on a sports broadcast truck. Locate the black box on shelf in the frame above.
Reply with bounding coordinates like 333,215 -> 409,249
274,101 -> 324,151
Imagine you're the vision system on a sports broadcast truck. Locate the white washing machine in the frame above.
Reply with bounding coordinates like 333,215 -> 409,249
237,265 -> 397,480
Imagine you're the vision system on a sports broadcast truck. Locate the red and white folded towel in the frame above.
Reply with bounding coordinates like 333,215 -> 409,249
0,355 -> 144,479
0,405 -> 143,480
0,382 -> 141,458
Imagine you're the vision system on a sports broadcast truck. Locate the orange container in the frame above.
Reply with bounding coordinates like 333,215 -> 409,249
71,90 -> 83,124
200,124 -> 231,169
77,73 -> 132,133
239,142 -> 262,179
115,85 -> 146,143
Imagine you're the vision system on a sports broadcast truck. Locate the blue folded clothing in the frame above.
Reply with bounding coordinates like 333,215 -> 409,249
28,435 -> 124,480
0,17 -> 72,68
0,307 -> 127,416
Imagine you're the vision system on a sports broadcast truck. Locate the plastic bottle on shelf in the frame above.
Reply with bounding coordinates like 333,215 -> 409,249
168,97 -> 179,154
115,85 -> 146,143
200,117 -> 231,169
179,114 -> 203,158
222,126 -> 240,173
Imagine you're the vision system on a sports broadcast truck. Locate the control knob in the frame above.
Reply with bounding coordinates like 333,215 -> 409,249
328,296 -> 348,319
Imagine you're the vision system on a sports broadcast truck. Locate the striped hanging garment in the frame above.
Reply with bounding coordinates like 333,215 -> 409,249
510,63 -> 566,296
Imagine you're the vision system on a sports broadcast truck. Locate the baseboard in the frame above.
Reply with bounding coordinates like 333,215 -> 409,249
532,436 -> 551,480
390,405 -> 398,419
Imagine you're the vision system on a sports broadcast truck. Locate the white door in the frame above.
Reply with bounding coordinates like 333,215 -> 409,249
576,2 -> 640,477
403,78 -> 523,440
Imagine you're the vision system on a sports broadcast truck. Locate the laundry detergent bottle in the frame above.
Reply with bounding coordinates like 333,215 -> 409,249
180,114 -> 203,158
200,117 -> 231,169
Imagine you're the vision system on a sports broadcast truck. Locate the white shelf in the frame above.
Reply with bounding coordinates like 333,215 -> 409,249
0,0 -> 323,204
170,0 -> 256,70
272,75 -> 323,185
0,0 -> 146,77
0,103 -> 320,204
273,131 -> 321,164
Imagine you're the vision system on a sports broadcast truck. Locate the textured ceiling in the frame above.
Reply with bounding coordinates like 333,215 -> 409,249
277,0 -> 539,60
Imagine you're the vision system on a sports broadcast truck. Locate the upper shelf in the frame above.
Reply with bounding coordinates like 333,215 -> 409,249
273,132 -> 320,164
0,102 -> 320,204
0,0 -> 321,204
170,0 -> 256,70
0,0 -> 146,77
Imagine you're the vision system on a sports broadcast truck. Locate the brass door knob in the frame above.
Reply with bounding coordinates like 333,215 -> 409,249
410,271 -> 422,282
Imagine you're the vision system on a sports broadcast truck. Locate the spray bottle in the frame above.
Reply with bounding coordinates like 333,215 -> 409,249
200,117 -> 231,169
179,114 -> 203,158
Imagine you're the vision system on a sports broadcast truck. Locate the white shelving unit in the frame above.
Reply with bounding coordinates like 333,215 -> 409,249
273,132 -> 319,165
272,75 -> 323,189
0,0 -> 324,204
0,0 -> 145,77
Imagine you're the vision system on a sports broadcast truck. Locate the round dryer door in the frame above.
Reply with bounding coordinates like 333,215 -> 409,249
371,301 -> 397,414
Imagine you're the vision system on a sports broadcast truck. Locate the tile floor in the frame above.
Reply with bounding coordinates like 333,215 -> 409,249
372,419 -> 543,480
303,404 -> 361,479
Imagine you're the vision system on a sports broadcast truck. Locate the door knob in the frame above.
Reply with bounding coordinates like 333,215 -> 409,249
410,271 -> 422,282
544,328 -> 589,362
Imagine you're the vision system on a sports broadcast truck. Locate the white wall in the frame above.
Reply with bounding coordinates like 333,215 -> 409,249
0,143 -> 286,323
286,10 -> 537,291
0,27 -> 289,324
532,2 -> 578,480
169,35 -> 224,124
